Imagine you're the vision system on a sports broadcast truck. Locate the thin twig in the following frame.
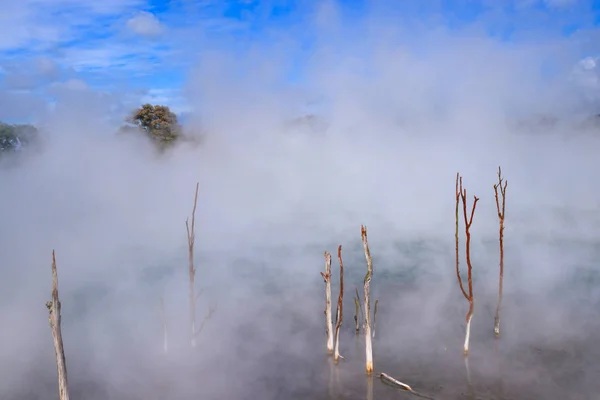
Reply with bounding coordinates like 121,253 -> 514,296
334,245 -> 344,362
193,302 -> 217,338
355,287 -> 365,329
354,295 -> 360,333
372,299 -> 379,338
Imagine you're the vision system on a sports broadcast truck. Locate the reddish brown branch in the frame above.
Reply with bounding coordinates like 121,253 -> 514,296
323,251 -> 334,354
493,166 -> 507,337
455,173 -> 469,301
334,245 -> 344,362
457,174 -> 479,356
46,250 -> 70,400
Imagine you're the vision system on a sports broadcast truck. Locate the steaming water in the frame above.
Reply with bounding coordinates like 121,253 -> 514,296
7,235 -> 600,400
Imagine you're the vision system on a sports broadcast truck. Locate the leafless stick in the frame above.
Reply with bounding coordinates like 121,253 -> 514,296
456,174 -> 479,356
362,225 -> 374,374
493,166 -> 507,338
46,250 -> 70,400
334,245 -> 344,363
186,182 -> 199,348
354,296 -> 360,333
160,297 -> 168,354
355,287 -> 365,330
379,373 -> 437,400
321,251 -> 334,354
372,299 -> 379,338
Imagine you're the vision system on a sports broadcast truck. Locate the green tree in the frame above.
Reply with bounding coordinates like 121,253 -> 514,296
0,122 -> 38,152
127,104 -> 182,148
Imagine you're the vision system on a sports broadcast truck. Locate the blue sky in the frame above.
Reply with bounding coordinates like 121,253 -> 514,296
1,0 -> 599,125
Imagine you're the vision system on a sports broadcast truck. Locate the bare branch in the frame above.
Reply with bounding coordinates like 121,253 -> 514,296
334,245 -> 344,363
194,302 -> 217,338
379,373 -> 437,400
372,299 -> 379,338
455,173 -> 469,301
355,287 -> 365,327
322,251 -> 334,354
354,295 -> 360,333
47,250 -> 70,400
362,225 -> 374,375
457,175 -> 479,356
187,182 -> 200,348
494,166 -> 507,337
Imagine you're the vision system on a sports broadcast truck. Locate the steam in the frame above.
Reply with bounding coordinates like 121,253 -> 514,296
2,3 -> 600,399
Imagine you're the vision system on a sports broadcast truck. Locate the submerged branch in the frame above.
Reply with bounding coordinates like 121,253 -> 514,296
379,373 -> 437,400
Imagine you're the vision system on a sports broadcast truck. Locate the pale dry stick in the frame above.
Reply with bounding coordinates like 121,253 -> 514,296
493,166 -> 507,338
46,250 -> 70,400
372,299 -> 379,338
160,297 -> 168,354
456,174 -> 479,356
379,373 -> 437,400
361,225 -> 374,375
186,182 -> 200,348
321,251 -> 334,355
333,245 -> 344,363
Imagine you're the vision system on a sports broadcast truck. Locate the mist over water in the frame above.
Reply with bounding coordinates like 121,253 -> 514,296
2,5 -> 600,399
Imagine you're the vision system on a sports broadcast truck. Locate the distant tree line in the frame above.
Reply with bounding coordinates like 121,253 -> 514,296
0,103 -> 188,155
0,122 -> 39,152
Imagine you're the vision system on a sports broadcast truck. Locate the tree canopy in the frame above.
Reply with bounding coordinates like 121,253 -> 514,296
126,103 -> 182,148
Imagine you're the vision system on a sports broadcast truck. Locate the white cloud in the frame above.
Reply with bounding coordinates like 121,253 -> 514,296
569,56 -> 600,103
126,11 -> 165,38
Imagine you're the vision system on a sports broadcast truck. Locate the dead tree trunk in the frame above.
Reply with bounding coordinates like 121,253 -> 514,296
46,250 -> 70,400
455,173 -> 479,356
321,251 -> 334,354
185,182 -> 216,347
361,225 -> 374,374
493,167 -> 507,337
333,245 -> 344,363
186,182 -> 200,348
